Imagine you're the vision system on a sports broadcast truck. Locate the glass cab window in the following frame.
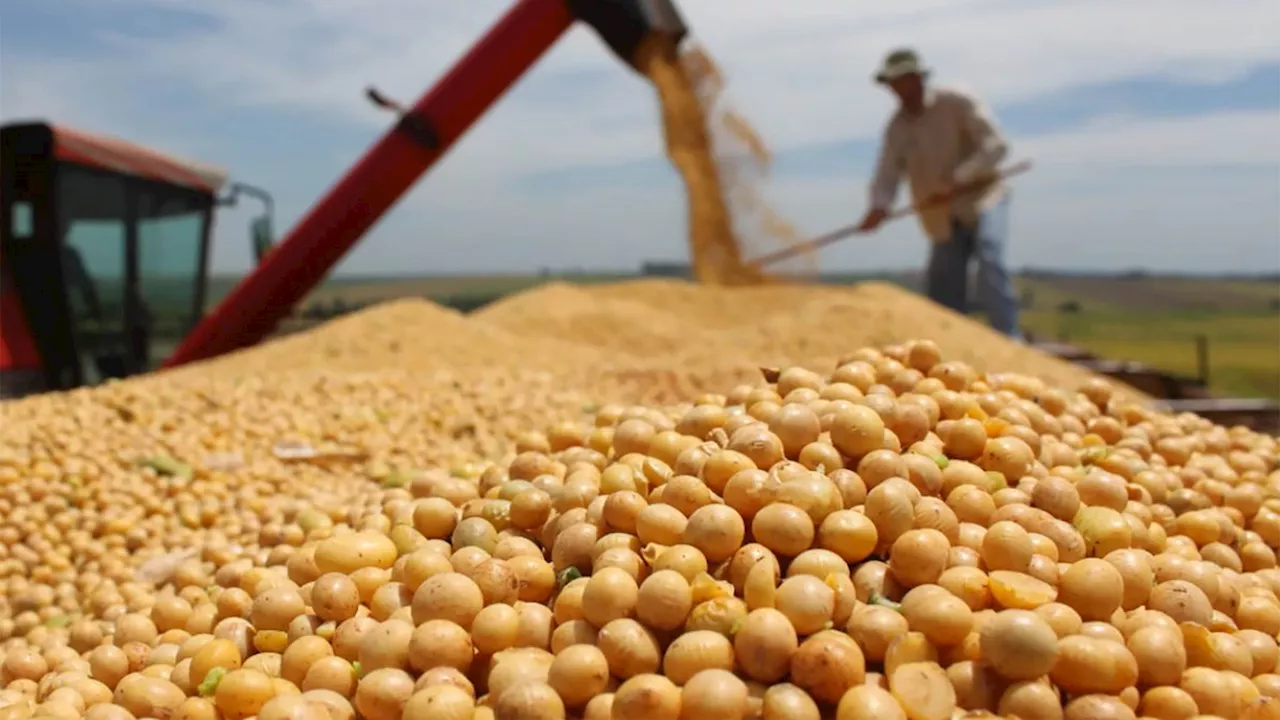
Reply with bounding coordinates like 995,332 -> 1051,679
55,163 -> 213,381
57,165 -> 130,384
135,187 -> 210,370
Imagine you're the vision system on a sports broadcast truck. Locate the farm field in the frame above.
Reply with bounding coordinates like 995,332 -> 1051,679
1011,276 -> 1278,400
1019,308 -> 1279,400
203,271 -> 1280,400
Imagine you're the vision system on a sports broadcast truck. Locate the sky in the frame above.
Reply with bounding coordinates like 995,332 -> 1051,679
3,0 -> 1279,276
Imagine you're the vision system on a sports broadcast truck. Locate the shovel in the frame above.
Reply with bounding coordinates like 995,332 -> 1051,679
745,159 -> 1034,271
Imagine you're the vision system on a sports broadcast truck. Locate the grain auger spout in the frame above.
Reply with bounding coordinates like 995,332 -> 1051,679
163,0 -> 693,370
569,0 -> 689,70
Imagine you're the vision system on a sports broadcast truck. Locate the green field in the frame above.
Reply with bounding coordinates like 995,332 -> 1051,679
200,271 -> 1280,400
1019,309 -> 1279,400
1010,276 -> 1279,400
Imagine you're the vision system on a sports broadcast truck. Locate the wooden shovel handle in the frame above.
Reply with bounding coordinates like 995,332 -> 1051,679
746,159 -> 1034,270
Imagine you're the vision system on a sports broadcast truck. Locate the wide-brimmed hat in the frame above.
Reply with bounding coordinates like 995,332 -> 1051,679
874,48 -> 931,84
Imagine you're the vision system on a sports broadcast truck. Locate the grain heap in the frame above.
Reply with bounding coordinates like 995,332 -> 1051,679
474,279 -> 1143,400
2,332 -> 1280,719
161,298 -> 609,379
180,279 -> 1144,405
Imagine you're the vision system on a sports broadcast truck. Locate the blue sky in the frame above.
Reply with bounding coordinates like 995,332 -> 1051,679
4,0 -> 1279,275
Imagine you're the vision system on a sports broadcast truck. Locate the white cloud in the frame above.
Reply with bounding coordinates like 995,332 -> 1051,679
9,0 -> 1279,177
0,55 -> 223,162
1021,111 -> 1280,169
3,0 -> 1278,274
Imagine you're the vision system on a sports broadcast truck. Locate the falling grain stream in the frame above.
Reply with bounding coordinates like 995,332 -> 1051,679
637,37 -> 814,284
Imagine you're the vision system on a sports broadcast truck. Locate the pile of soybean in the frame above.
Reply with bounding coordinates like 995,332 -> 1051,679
2,341 -> 1279,720
474,280 -> 1125,398
182,280 -> 1135,407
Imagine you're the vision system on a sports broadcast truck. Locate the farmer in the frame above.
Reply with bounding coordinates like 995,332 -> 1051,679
856,48 -> 1022,339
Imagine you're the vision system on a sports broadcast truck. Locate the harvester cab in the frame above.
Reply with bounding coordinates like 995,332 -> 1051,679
0,122 -> 274,398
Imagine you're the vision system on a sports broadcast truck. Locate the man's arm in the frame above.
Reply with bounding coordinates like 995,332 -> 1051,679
952,91 -> 1009,186
869,124 -> 904,211
857,126 -> 903,232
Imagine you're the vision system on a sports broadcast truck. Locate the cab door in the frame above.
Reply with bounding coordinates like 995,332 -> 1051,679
132,182 -> 214,370
56,162 -> 140,383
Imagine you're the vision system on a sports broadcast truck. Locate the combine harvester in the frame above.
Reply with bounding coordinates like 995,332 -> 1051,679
1,0 -> 707,398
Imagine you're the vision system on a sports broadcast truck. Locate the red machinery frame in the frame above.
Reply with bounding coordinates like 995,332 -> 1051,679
165,0 -> 686,368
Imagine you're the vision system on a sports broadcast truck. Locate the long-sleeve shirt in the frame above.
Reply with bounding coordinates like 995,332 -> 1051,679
868,85 -> 1010,242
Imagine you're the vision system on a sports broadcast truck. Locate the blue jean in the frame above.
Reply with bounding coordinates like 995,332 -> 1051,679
926,194 -> 1022,339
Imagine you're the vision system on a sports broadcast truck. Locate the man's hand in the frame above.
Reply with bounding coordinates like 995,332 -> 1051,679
857,207 -> 889,233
